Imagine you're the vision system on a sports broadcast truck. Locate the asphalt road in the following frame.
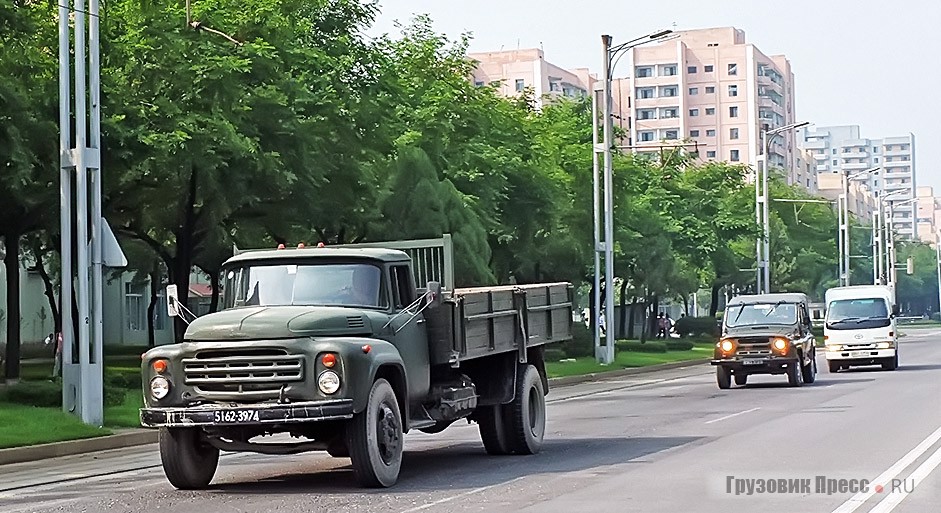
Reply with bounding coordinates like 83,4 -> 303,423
3,327 -> 941,513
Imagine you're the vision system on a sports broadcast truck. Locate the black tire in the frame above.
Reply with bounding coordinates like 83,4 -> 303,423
828,361 -> 841,373
347,378 -> 402,488
326,436 -> 349,458
158,427 -> 219,490
477,405 -> 513,455
803,350 -> 817,384
734,374 -> 748,386
717,366 -> 732,389
882,353 -> 899,371
787,357 -> 804,387
505,364 -> 546,455
418,421 -> 453,435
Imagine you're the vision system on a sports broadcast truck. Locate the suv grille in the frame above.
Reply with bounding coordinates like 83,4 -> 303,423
183,348 -> 304,393
735,337 -> 772,356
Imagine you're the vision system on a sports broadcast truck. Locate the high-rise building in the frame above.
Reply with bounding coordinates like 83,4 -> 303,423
623,27 -> 797,172
792,148 -> 819,194
916,186 -> 938,243
801,125 -> 917,238
468,49 -> 594,109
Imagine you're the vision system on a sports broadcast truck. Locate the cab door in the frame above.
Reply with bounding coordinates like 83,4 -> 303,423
799,303 -> 816,362
387,264 -> 431,401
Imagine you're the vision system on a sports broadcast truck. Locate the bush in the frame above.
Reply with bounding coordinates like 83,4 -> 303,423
1,380 -> 128,408
105,369 -> 142,390
674,316 -> 720,338
560,325 -> 594,358
621,340 -> 668,353
665,339 -> 694,351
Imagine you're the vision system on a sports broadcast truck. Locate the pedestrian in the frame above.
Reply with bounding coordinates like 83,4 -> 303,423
656,313 -> 667,339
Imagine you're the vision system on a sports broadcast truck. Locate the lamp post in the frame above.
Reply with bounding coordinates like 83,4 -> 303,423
886,196 -> 917,289
936,231 -> 941,318
592,29 -> 673,364
839,166 -> 880,286
756,121 -> 810,293
875,190 -> 906,285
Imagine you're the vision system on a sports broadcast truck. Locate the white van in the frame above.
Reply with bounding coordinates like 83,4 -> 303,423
824,285 -> 898,372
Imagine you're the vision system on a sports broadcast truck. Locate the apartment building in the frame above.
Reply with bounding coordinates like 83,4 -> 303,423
468,49 -> 593,109
792,148 -> 819,193
801,125 -> 917,238
916,186 -> 938,243
817,173 -> 876,223
624,27 -> 797,173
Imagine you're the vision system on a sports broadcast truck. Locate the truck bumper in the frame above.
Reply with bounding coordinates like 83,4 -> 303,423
140,399 -> 354,428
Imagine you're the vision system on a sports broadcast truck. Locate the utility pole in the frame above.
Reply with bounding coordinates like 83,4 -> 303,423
840,167 -> 880,286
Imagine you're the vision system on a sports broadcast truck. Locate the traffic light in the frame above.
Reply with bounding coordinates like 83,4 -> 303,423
907,256 -> 915,275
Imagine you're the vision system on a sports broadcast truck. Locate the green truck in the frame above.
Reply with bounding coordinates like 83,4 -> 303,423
140,236 -> 573,489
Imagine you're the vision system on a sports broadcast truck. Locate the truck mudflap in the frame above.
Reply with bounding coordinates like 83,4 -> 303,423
140,399 -> 354,428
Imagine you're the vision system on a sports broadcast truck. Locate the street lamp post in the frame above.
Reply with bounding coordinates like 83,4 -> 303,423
839,166 -> 880,286
593,29 -> 673,364
875,190 -> 906,285
756,121 -> 810,293
936,231 -> 941,317
886,196 -> 917,290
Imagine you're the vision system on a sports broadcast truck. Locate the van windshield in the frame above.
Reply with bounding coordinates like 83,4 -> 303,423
826,298 -> 891,330
725,303 -> 797,328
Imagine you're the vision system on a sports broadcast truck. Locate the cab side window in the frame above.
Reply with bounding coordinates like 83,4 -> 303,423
390,265 -> 414,310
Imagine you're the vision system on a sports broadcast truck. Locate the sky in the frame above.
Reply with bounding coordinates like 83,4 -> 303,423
368,0 -> 941,190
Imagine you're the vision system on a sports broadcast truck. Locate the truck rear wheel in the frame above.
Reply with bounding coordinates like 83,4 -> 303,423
505,364 -> 546,455
158,427 -> 219,490
347,378 -> 402,488
716,366 -> 732,389
477,405 -> 513,455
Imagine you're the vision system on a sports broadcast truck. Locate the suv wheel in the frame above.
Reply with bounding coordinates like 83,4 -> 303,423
717,366 -> 732,389
734,374 -> 748,386
787,357 -> 804,387
802,350 -> 817,384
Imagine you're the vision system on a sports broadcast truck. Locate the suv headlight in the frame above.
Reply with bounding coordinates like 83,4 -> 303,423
150,376 -> 170,400
772,338 -> 789,352
318,371 -> 341,394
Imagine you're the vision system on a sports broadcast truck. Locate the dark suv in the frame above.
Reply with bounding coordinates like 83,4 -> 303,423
712,293 -> 818,389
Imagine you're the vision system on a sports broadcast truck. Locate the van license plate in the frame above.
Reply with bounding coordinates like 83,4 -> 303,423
742,359 -> 766,365
850,351 -> 871,358
213,409 -> 261,423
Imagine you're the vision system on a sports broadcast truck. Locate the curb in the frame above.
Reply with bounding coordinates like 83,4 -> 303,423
547,358 -> 712,387
0,429 -> 157,466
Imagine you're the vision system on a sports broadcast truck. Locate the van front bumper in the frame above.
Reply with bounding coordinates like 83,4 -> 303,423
825,347 -> 895,362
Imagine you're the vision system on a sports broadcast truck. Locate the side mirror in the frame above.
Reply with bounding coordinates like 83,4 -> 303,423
892,305 -> 900,317
426,281 -> 443,309
166,284 -> 180,317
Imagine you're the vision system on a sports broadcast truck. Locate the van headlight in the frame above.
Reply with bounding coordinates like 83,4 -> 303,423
318,371 -> 341,394
876,342 -> 894,349
150,376 -> 171,400
826,344 -> 843,352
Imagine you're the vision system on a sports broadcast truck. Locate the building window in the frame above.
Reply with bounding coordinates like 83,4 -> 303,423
125,282 -> 145,331
688,87 -> 698,95
664,130 -> 679,140
705,86 -> 716,94
706,129 -> 716,137
704,65 -> 714,72
730,128 -> 740,139
636,66 -> 653,78
832,159 -> 838,165
690,129 -> 700,137
662,65 -> 678,76
706,107 -> 716,115
729,106 -> 739,117
662,108 -> 679,118
687,66 -> 697,74
638,109 -> 656,120
637,87 -> 655,99
832,148 -> 837,155
474,80 -> 484,87
874,157 -> 880,163
689,108 -> 699,117
707,150 -> 717,158
515,79 -> 525,92
640,131 -> 655,142
728,84 -> 738,97
874,146 -> 880,153
730,149 -> 740,161
728,63 -> 738,75
660,86 -> 678,97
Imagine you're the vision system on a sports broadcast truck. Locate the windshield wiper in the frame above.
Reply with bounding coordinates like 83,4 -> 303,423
829,317 -> 861,324
764,300 -> 786,317
732,305 -> 746,324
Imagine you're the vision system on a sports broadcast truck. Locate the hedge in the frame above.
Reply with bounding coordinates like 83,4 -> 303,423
674,316 -> 720,338
620,341 -> 668,353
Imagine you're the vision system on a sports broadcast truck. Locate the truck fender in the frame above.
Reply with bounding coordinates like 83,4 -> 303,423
328,337 -> 408,422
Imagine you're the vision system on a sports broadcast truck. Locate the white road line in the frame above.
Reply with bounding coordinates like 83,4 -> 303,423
704,407 -> 760,424
399,476 -> 525,513
867,444 -> 941,513
831,424 -> 941,513
549,372 -> 713,404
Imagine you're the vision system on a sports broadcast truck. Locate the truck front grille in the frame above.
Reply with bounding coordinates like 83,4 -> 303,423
183,349 -> 304,393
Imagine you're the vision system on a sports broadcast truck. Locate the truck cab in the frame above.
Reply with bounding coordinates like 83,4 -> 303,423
824,285 -> 899,372
712,293 -> 817,389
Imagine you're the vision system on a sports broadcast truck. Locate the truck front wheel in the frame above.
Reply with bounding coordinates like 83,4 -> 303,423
505,364 -> 546,455
347,378 -> 402,488
158,427 -> 219,490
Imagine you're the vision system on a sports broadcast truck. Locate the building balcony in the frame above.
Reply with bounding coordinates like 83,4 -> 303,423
803,140 -> 827,150
841,151 -> 868,159
843,162 -> 870,170
883,160 -> 912,169
883,149 -> 911,157
816,164 -> 830,172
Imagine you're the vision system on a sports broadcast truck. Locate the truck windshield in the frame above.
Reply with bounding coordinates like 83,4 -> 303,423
725,303 -> 797,328
826,298 -> 890,330
222,263 -> 385,309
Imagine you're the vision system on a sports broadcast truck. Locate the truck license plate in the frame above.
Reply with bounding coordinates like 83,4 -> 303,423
742,358 -> 766,365
850,351 -> 871,358
213,409 -> 261,423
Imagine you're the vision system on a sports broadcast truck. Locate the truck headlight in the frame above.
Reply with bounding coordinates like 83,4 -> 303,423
150,376 -> 170,400
318,371 -> 340,395
826,344 -> 843,352
876,342 -> 893,349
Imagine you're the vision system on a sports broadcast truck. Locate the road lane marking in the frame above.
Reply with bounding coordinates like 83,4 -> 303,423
831,424 -> 941,513
399,476 -> 525,513
704,407 -> 760,424
548,372 -> 713,404
867,444 -> 941,513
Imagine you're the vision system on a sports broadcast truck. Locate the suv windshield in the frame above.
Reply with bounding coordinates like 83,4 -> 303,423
826,298 -> 890,330
725,302 -> 798,328
222,263 -> 386,309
